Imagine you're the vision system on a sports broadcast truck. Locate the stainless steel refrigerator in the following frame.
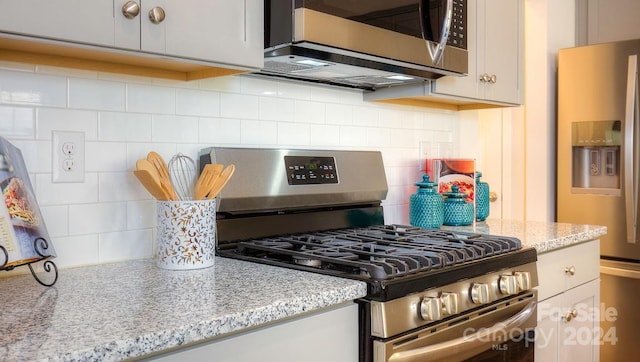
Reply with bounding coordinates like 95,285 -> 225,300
557,39 -> 640,361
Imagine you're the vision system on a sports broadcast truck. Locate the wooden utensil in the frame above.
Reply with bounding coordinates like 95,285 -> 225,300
194,164 -> 223,200
135,159 -> 172,200
146,151 -> 178,201
207,164 -> 235,199
134,169 -> 171,200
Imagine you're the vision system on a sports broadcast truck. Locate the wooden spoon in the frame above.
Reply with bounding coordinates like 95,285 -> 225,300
194,164 -> 223,200
207,164 -> 235,199
134,168 -> 171,200
146,151 -> 178,201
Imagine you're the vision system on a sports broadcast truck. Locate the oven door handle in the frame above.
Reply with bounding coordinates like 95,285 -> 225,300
388,301 -> 536,362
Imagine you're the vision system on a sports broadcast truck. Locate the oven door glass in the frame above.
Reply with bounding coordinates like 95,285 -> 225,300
374,292 -> 536,362
298,0 -> 453,41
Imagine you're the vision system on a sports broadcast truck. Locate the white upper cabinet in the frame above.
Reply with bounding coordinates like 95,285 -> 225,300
364,0 -> 524,110
0,0 -> 263,79
0,0 -> 117,46
432,0 -> 524,105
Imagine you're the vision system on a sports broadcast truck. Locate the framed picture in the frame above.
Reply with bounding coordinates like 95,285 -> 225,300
425,158 -> 476,202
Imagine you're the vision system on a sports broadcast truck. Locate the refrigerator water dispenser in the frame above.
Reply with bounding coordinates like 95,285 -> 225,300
571,120 -> 621,191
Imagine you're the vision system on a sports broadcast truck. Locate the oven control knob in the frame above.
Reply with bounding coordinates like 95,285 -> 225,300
499,274 -> 518,295
419,297 -> 442,321
470,283 -> 491,304
440,292 -> 459,315
514,271 -> 532,291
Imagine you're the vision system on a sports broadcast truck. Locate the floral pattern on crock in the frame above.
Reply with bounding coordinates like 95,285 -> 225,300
156,200 -> 216,270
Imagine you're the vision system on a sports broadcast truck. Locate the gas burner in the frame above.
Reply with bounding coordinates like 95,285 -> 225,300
293,257 -> 322,267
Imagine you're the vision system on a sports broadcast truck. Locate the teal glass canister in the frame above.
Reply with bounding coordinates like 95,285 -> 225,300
443,185 -> 474,226
475,172 -> 490,221
409,174 -> 444,229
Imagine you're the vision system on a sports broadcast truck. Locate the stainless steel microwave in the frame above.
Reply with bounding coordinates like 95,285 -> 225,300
258,0 -> 468,90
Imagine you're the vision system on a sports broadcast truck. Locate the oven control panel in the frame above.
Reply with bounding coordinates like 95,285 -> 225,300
285,156 -> 339,185
369,262 -> 538,338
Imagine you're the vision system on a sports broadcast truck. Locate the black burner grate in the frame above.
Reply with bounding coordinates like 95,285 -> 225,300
235,225 -> 522,281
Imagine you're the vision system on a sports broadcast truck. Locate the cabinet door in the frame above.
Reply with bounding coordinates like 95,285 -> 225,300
558,279 -> 600,362
430,0 -> 479,99
536,293 -> 561,362
482,0 -> 522,104
142,0 -> 263,68
431,0 -> 523,105
0,0 -> 115,46
536,279 -> 600,362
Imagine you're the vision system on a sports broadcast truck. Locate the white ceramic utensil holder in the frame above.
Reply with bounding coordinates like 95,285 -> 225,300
156,199 -> 216,270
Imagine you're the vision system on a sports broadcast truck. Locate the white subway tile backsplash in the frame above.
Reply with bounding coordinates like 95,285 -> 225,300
99,112 -> 152,142
39,205 -> 69,238
325,103 -> 353,125
241,119 -> 277,145
36,108 -> 98,140
99,172 -> 142,202
0,70 -> 66,107
99,229 -> 152,263
294,100 -> 325,124
69,202 -> 127,235
199,117 -> 241,144
278,122 -> 311,146
259,97 -> 294,122
220,93 -> 259,119
309,124 -> 340,146
53,234 -> 100,268
10,140 -> 51,173
0,66 -> 463,269
126,200 -> 157,230
175,88 -> 220,117
339,126 -> 368,147
152,115 -> 199,143
68,78 -> 126,111
0,105 -> 35,138
35,172 -> 99,205
127,83 -> 176,114
86,142 -> 128,172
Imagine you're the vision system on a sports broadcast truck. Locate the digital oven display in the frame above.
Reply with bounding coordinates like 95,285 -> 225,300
284,156 -> 338,185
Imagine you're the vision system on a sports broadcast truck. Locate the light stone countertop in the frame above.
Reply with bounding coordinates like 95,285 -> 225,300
0,257 -> 367,362
0,220 -> 606,361
444,219 -> 607,253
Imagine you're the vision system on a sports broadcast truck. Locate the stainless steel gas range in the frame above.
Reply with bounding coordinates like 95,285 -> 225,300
200,147 -> 538,362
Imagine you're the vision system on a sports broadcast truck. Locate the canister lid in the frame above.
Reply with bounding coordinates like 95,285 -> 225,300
444,185 -> 467,201
415,174 -> 437,188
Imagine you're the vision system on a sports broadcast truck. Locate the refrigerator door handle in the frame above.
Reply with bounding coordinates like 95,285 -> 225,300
624,55 -> 639,244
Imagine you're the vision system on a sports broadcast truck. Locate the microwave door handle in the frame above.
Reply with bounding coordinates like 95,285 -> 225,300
624,54 -> 638,244
388,301 -> 536,362
420,0 -> 453,64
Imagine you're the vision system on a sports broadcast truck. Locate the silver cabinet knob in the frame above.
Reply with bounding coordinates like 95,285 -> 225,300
565,266 -> 576,276
470,283 -> 490,304
514,271 -> 532,291
419,297 -> 442,321
489,74 -> 497,83
479,73 -> 490,82
499,274 -> 518,295
440,292 -> 459,315
148,7 -> 166,24
122,1 -> 140,19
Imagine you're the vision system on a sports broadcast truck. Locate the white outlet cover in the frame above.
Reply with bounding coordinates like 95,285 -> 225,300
52,131 -> 85,183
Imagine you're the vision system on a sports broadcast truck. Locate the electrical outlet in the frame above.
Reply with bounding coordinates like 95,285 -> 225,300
52,131 -> 85,183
